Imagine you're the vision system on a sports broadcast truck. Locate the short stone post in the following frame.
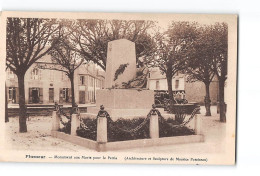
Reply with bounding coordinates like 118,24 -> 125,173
52,102 -> 60,131
71,104 -> 80,136
97,105 -> 108,143
194,115 -> 202,135
149,104 -> 159,139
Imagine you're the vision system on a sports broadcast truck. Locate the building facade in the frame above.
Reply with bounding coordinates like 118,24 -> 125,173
6,57 -> 105,105
148,67 -> 185,96
147,67 -> 218,104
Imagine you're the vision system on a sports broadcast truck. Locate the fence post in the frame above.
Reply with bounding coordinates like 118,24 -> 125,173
149,104 -> 159,139
97,105 -> 108,143
52,102 -> 60,131
71,104 -> 80,136
194,115 -> 202,135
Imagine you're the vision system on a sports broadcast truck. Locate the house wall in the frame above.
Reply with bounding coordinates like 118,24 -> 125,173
185,80 -> 219,105
147,67 -> 219,104
148,77 -> 185,91
6,63 -> 104,105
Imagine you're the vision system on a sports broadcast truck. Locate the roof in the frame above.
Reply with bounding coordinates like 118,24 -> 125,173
149,67 -> 185,80
36,55 -> 105,79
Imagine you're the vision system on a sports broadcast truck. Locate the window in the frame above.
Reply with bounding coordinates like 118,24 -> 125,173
80,76 -> 85,85
156,80 -> 160,90
31,68 -> 40,80
175,80 -> 179,89
49,88 -> 54,103
8,87 -> 15,101
63,88 -> 68,101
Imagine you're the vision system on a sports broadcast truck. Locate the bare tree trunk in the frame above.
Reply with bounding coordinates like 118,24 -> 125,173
204,82 -> 211,116
17,74 -> 27,132
219,79 -> 226,122
166,74 -> 174,104
69,73 -> 76,108
5,83 -> 9,123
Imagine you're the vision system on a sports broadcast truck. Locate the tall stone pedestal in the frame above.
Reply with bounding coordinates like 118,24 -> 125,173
105,39 -> 136,88
83,39 -> 154,120
87,89 -> 154,120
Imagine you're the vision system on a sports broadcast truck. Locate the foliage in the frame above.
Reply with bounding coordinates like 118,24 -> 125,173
108,117 -> 150,142
175,110 -> 187,124
168,104 -> 199,115
6,18 -> 61,75
38,38 -> 84,76
76,118 -> 97,141
211,23 -> 228,81
144,21 -> 199,102
185,25 -> 216,84
211,23 -> 228,122
159,117 -> 195,137
37,37 -> 84,107
184,25 -> 218,116
65,19 -> 157,70
114,63 -> 129,81
145,22 -> 199,74
76,117 -> 195,142
59,121 -> 71,134
6,18 -> 61,132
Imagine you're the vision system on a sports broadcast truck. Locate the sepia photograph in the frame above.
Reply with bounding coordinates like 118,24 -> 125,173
0,11 -> 237,165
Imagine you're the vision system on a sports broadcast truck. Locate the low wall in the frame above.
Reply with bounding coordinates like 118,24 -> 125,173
8,107 -> 88,117
51,131 -> 204,152
51,105 -> 204,152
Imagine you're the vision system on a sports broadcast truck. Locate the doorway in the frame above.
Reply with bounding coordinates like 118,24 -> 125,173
49,88 -> 54,103
59,88 -> 71,104
79,91 -> 85,104
32,89 -> 39,103
8,87 -> 17,103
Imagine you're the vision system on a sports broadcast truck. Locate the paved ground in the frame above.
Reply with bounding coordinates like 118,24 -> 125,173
5,106 -> 225,153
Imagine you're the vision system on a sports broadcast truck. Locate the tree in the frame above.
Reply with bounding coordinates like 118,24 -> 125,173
5,83 -> 9,123
67,19 -> 156,70
6,18 -> 61,132
211,23 -> 228,122
145,21 -> 198,103
185,25 -> 216,116
37,39 -> 84,107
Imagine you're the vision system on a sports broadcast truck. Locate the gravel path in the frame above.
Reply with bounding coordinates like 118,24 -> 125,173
5,116 -> 91,152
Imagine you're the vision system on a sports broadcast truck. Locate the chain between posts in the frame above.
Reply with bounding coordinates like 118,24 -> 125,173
159,107 -> 200,129
75,104 -> 200,133
96,105 -> 151,134
54,102 -> 71,126
76,104 -> 96,131
71,104 -> 92,131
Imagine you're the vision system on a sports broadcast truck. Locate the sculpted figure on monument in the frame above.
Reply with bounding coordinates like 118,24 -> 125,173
121,58 -> 149,89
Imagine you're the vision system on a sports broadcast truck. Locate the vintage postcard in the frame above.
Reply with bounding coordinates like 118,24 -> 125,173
0,11 -> 237,165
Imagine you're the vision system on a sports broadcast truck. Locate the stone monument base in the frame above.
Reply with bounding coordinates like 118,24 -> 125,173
84,89 -> 154,120
86,107 -> 153,120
